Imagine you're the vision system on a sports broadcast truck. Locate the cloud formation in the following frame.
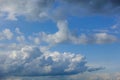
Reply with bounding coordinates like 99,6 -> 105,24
41,20 -> 118,45
0,44 -> 102,76
0,0 -> 54,20
0,23 -> 105,77
0,21 -> 116,77
0,0 -> 120,20
0,0 -> 119,78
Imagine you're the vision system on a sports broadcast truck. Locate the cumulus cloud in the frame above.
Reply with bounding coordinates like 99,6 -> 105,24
0,29 -> 13,40
0,25 -> 112,77
0,20 -> 118,45
41,20 -> 118,45
41,20 -> 69,44
0,44 -> 102,76
0,28 -> 117,78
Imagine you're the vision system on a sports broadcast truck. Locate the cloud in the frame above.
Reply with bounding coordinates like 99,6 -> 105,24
16,35 -> 25,43
28,35 -> 41,45
0,0 -> 54,20
0,44 -> 102,76
1,72 -> 120,80
62,0 -> 120,13
0,0 -> 120,21
41,20 -> 118,45
0,27 -> 107,77
0,0 -> 119,78
41,20 -> 69,44
68,72 -> 120,80
0,20 -> 117,45
15,28 -> 23,35
0,29 -> 13,40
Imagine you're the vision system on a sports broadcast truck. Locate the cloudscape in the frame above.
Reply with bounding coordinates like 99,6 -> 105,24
0,0 -> 120,80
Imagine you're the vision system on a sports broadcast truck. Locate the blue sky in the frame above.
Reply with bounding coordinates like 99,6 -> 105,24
0,0 -> 120,80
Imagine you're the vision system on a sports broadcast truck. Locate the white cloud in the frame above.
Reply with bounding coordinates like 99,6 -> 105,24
0,44 -> 101,76
28,35 -> 41,45
15,28 -> 23,35
3,20 -> 115,46
0,20 -> 118,78
0,29 -> 13,40
0,27 -> 106,76
34,37 -> 41,44
41,20 -> 118,45
42,20 -> 69,44
16,35 -> 25,43
94,33 -> 117,44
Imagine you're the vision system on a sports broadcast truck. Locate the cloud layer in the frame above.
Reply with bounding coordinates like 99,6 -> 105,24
1,72 -> 120,80
0,0 -> 120,20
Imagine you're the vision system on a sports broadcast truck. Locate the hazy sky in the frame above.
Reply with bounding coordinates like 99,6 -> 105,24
0,0 -> 120,80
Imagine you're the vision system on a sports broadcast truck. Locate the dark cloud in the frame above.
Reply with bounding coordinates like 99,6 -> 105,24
111,0 -> 120,5
63,0 -> 120,13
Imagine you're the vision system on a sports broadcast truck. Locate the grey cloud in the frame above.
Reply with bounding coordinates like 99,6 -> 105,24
0,0 -> 54,20
0,0 -> 120,21
52,0 -> 120,20
63,0 -> 120,11
110,0 -> 120,6
0,45 -> 101,76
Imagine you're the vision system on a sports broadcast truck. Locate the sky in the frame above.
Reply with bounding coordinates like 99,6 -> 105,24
0,0 -> 120,80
